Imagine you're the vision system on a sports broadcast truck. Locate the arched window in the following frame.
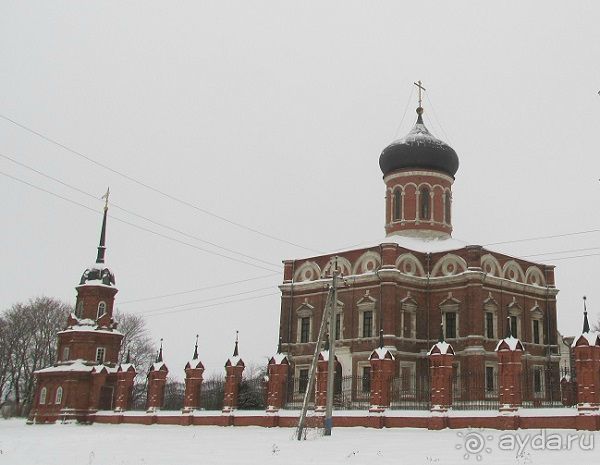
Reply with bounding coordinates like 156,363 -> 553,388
55,386 -> 63,404
97,301 -> 107,319
444,191 -> 451,224
39,387 -> 47,405
75,300 -> 84,318
393,189 -> 402,221
420,187 -> 431,220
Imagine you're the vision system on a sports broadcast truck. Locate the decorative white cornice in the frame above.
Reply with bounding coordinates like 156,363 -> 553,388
384,170 -> 454,184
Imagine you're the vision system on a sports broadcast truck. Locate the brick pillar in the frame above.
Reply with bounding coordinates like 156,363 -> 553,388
146,362 -> 168,412
428,341 -> 455,412
266,353 -> 289,412
495,336 -> 524,412
315,350 -> 339,411
369,346 -> 395,412
573,333 -> 600,413
183,359 -> 205,412
223,358 -> 245,412
89,367 -> 108,411
114,364 -> 136,412
380,243 -> 397,269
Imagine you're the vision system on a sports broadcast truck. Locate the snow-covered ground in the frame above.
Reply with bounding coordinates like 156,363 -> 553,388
0,419 -> 596,464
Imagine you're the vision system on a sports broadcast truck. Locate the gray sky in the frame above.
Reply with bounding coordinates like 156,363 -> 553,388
2,1 -> 600,377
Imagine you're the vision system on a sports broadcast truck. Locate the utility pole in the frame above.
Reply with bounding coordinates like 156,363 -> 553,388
323,257 -> 339,436
296,287 -> 333,440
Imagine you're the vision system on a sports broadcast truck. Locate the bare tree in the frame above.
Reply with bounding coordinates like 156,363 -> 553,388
1,297 -> 70,416
114,310 -> 156,375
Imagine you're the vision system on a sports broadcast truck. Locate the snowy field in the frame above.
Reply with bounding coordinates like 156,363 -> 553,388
0,419 -> 597,465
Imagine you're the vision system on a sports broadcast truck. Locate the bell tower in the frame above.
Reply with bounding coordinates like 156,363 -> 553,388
379,82 -> 459,239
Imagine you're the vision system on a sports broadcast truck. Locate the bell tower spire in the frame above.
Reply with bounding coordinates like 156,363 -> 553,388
96,188 -> 110,264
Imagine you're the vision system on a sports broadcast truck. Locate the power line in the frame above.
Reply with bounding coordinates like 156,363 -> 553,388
118,273 -> 278,305
521,246 -> 600,259
0,152 -> 279,268
0,113 -> 321,254
484,229 -> 600,246
0,170 -> 280,273
132,285 -> 276,315
142,291 -> 280,318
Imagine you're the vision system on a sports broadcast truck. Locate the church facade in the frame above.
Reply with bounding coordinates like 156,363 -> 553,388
278,101 -> 561,405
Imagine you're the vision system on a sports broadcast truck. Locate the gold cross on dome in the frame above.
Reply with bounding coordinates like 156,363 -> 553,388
414,80 -> 426,107
101,187 -> 110,210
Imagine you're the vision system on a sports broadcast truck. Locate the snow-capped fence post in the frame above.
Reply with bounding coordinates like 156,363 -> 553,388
573,332 -> 600,413
114,363 -> 136,412
146,361 -> 168,412
183,360 -> 204,413
369,331 -> 395,412
495,335 -> 524,413
428,339 -> 454,413
266,350 -> 289,412
223,358 -> 245,413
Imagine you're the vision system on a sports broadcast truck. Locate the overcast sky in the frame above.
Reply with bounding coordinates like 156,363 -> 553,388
1,1 -> 600,377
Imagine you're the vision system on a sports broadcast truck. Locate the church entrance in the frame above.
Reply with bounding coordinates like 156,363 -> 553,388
98,386 -> 114,410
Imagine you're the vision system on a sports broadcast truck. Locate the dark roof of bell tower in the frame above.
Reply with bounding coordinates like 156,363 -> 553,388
379,108 -> 459,178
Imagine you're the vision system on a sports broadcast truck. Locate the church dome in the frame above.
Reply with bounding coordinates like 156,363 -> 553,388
379,108 -> 459,178
79,262 -> 115,286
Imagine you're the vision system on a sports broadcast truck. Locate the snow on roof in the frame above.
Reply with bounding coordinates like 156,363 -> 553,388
150,361 -> 168,371
572,332 -> 600,348
59,324 -> 122,336
427,341 -> 454,356
77,280 -> 115,289
118,363 -> 136,372
495,336 -> 524,352
270,353 -> 288,365
328,234 -> 469,256
35,360 -> 117,374
369,347 -> 395,360
226,355 -> 244,367
185,359 -> 204,369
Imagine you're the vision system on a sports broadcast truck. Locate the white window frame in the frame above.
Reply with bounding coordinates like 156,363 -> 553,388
401,299 -> 417,339
484,363 -> 498,398
96,347 -> 106,364
294,365 -> 310,398
440,297 -> 461,339
357,302 -> 376,339
39,387 -> 47,405
62,346 -> 70,361
483,301 -> 497,340
97,301 -> 107,319
296,301 -> 314,343
55,386 -> 63,404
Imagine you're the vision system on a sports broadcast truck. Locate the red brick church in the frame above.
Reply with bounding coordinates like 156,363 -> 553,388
278,95 -> 561,406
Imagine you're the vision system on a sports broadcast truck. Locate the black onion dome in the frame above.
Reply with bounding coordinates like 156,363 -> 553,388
379,109 -> 459,178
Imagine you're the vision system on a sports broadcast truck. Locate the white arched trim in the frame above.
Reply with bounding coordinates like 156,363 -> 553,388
525,266 -> 546,287
431,254 -> 468,277
502,260 -> 525,283
293,261 -> 322,282
481,254 -> 502,277
321,256 -> 352,278
395,253 -> 426,277
352,251 -> 381,275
